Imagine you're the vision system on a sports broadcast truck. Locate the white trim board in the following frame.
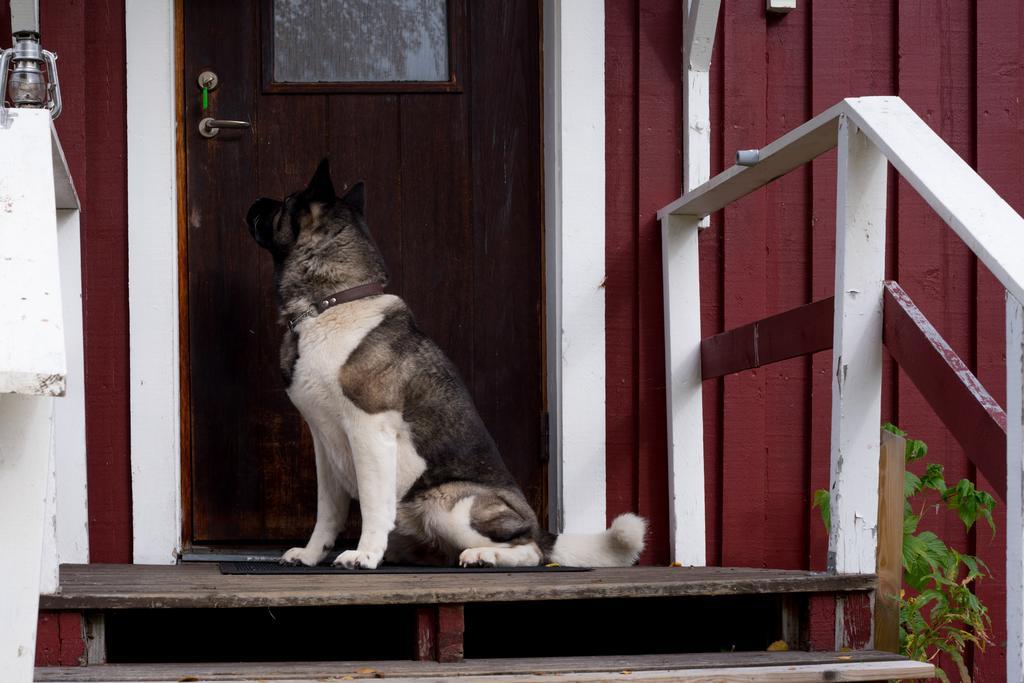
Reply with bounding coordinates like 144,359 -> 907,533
544,0 -> 607,534
126,2 -> 607,560
126,0 -> 182,564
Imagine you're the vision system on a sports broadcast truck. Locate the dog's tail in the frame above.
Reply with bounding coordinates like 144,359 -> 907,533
546,513 -> 647,567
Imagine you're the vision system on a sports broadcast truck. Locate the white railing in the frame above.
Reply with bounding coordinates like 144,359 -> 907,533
657,95 -> 1024,681
0,108 -> 79,683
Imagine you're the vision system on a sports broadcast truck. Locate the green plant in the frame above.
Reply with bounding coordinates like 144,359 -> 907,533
813,424 -> 996,683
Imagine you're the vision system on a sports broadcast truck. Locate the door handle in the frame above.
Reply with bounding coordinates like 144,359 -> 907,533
199,117 -> 251,138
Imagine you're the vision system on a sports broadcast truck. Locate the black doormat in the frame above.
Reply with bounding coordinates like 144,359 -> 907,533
219,561 -> 591,575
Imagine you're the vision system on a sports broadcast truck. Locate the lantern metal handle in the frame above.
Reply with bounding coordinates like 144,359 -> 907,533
199,117 -> 251,138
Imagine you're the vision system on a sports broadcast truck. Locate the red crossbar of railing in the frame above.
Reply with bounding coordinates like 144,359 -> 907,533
699,281 -> 1007,500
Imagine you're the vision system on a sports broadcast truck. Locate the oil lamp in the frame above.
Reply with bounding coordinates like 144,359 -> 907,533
0,31 -> 62,119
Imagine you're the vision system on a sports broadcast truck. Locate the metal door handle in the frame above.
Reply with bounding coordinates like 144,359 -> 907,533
199,117 -> 251,138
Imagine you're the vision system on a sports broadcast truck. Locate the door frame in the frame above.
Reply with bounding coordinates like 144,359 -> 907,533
126,0 -> 607,563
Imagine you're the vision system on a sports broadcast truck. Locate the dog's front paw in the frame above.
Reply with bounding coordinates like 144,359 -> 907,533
459,547 -> 498,568
332,549 -> 383,570
280,546 -> 324,567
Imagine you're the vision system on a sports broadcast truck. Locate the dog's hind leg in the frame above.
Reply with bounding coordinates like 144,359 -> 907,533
423,488 -> 545,568
281,430 -> 350,566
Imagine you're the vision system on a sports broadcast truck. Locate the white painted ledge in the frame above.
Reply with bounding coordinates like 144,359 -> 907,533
0,109 -> 76,396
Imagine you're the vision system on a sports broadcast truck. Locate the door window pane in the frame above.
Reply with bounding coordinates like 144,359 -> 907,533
273,0 -> 449,83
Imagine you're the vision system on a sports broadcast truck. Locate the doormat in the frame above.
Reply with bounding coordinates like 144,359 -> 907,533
219,561 -> 591,575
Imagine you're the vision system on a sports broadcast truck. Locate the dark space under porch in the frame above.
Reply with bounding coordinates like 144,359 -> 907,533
102,596 -> 783,663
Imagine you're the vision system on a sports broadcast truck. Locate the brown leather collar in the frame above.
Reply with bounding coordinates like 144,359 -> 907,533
288,282 -> 386,330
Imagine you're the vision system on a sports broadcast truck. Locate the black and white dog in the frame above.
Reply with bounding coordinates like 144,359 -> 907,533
246,160 -> 645,569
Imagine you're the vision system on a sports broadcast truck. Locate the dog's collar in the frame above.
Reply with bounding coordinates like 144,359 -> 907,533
288,282 -> 386,330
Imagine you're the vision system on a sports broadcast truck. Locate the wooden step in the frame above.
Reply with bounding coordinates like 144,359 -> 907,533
41,564 -> 874,610
35,651 -> 933,682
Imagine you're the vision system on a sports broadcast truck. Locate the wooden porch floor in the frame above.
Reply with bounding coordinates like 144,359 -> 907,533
35,651 -> 932,682
40,564 -> 875,610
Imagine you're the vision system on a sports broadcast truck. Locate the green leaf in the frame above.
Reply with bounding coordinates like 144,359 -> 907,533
906,437 -> 928,462
904,470 -> 923,498
920,463 -> 946,493
812,489 -> 830,532
903,513 -> 920,536
883,422 -> 907,437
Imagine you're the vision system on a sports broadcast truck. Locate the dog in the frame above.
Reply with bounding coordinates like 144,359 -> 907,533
245,159 -> 646,569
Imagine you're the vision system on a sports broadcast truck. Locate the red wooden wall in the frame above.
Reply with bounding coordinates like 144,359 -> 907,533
0,1 -> 133,564
605,2 -> 1022,680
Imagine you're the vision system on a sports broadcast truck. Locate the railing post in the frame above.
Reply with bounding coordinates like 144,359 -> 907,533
1007,293 -> 1024,681
828,115 -> 887,575
661,213 -> 706,566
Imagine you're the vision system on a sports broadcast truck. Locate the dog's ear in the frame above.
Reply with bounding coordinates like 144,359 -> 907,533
304,158 -> 335,204
341,181 -> 365,215
246,197 -> 282,249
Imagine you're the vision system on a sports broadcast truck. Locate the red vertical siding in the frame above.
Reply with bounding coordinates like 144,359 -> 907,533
975,3 -> 1024,680
605,0 -> 1012,677
605,0 -> 640,528
41,1 -> 133,563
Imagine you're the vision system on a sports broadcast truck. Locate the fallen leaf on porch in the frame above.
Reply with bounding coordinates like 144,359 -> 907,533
545,563 -> 561,567
620,670 -> 633,675
837,656 -> 852,661
355,668 -> 378,674
767,640 -> 789,651
669,562 -> 682,567
177,678 -> 200,682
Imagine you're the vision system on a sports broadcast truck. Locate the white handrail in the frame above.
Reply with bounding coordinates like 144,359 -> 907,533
658,95 -> 1024,678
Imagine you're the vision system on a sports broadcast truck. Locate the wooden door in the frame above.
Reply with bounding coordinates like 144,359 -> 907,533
182,0 -> 544,545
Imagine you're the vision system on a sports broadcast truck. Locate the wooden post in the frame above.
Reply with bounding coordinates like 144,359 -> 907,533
828,115 -> 887,575
661,214 -> 706,566
682,0 -> 720,231
1007,293 -> 1024,681
875,429 -> 905,652
413,604 -> 464,663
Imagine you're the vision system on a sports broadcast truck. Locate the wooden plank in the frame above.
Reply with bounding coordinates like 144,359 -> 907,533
1007,294 -> 1024,682
882,281 -> 1007,496
658,101 -> 843,219
414,607 -> 436,662
763,3 -> 813,573
828,116 -> 887,575
893,15 -> 976,675
33,651 -> 933,682
39,565 -> 876,610
974,4 -> 1020,679
635,0 -> 681,564
661,215 -> 706,566
603,0 -> 640,533
436,604 -> 465,663
0,395 -> 54,681
682,0 -> 719,230
700,298 -> 833,380
874,431 -> 904,653
80,0 -> 133,564
845,96 -> 1024,306
720,0 -> 768,570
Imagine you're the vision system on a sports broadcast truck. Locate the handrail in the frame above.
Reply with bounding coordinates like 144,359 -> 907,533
659,97 -> 1024,304
657,95 -> 1024,679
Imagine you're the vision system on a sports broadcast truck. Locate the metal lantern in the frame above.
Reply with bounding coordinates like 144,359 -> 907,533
0,31 -> 62,119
